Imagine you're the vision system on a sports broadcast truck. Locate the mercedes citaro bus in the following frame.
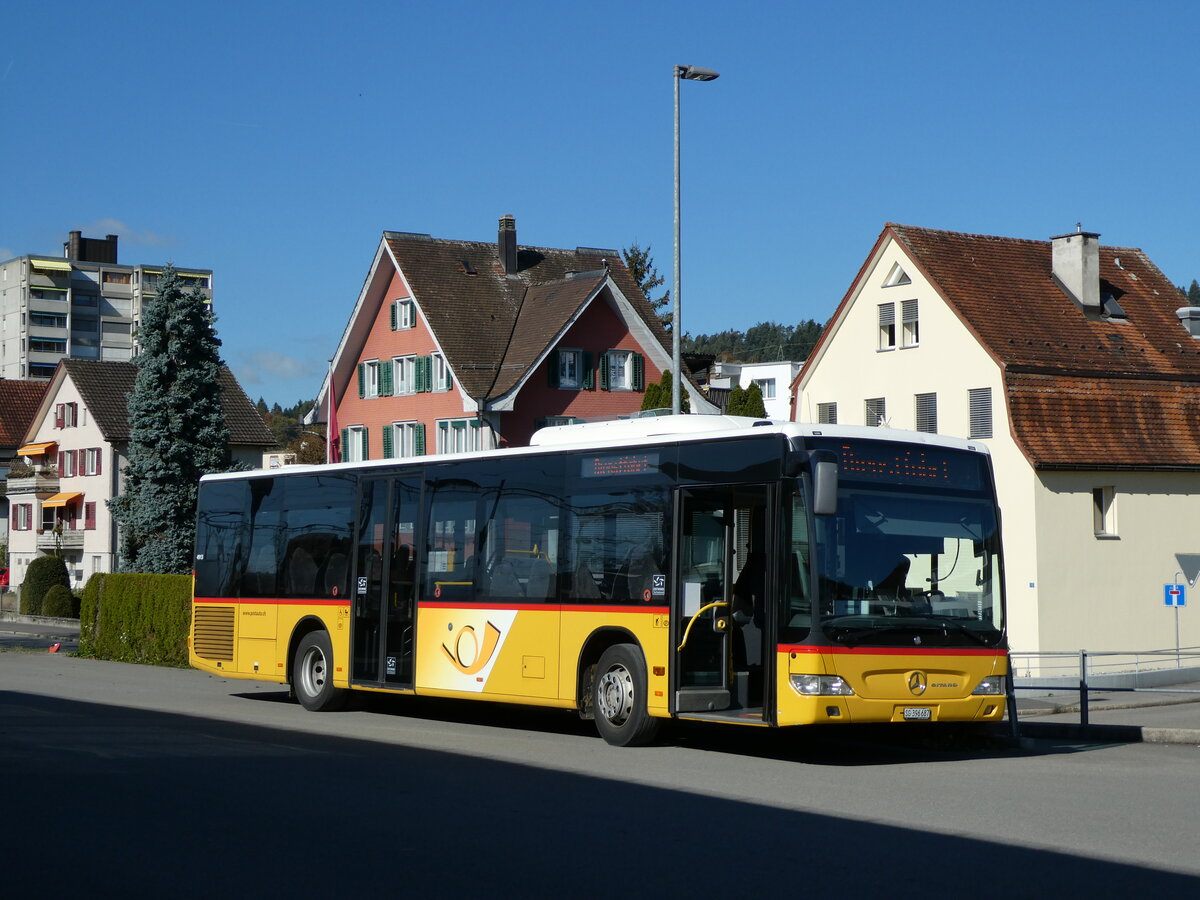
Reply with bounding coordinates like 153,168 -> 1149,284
190,416 -> 1008,745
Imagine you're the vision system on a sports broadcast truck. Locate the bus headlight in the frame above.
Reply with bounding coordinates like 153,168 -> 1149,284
790,674 -> 855,696
972,675 -> 1006,695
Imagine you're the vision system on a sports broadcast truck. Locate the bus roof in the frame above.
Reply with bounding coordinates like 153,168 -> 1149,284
202,416 -> 990,483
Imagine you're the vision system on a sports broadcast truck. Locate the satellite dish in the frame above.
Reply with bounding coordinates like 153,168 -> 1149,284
1175,554 -> 1200,586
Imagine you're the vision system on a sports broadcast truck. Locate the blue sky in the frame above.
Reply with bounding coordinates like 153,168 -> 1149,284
5,1 -> 1199,407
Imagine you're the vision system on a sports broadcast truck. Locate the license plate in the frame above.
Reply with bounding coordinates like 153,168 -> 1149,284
903,707 -> 932,721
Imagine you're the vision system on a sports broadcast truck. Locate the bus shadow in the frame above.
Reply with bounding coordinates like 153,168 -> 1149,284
2,689 -> 1195,898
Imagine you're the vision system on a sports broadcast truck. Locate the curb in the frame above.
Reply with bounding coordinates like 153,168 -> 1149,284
0,612 -> 81,629
1016,721 -> 1200,746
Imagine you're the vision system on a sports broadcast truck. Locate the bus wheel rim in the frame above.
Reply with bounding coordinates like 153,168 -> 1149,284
597,665 -> 633,725
302,646 -> 326,696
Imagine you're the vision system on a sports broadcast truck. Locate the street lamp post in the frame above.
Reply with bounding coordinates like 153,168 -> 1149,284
673,63 -> 719,415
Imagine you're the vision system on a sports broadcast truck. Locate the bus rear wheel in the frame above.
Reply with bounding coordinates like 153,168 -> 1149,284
293,630 -> 347,711
593,644 -> 660,746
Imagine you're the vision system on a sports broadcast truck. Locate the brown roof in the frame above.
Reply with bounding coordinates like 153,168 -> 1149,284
384,232 -> 668,399
0,380 -> 48,449
61,359 -> 276,447
885,224 -> 1200,469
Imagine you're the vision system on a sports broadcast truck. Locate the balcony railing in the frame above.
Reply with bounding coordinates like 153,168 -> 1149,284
5,472 -> 59,495
36,529 -> 85,551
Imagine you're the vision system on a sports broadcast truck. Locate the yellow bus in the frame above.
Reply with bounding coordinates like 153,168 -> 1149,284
190,416 -> 1008,746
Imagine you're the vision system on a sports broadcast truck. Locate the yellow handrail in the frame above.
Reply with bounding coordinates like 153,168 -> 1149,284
676,600 -> 729,651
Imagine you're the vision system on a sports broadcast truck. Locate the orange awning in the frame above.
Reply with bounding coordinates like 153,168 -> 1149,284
41,492 -> 82,508
18,441 -> 57,457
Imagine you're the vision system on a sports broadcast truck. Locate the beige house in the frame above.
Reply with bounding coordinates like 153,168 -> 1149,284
795,224 -> 1200,655
7,359 -> 274,591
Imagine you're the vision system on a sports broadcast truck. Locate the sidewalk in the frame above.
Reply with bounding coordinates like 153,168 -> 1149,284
1012,682 -> 1200,745
0,612 -> 81,652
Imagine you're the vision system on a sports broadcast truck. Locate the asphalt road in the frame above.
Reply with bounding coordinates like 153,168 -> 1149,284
2,651 -> 1198,898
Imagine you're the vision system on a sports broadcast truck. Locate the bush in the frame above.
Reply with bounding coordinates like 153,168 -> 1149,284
77,572 -> 192,666
41,584 -> 80,619
20,555 -> 70,616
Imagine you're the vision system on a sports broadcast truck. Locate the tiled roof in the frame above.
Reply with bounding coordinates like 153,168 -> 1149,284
62,359 -> 275,447
0,380 -> 49,448
384,233 -> 667,399
886,224 -> 1199,468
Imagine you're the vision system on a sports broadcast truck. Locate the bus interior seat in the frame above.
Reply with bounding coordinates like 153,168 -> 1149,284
572,560 -> 602,600
622,548 -> 661,601
324,553 -> 348,596
525,556 -> 555,600
286,548 -> 318,596
485,557 -> 524,599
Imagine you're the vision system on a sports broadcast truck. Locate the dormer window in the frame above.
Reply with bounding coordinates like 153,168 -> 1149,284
883,263 -> 912,287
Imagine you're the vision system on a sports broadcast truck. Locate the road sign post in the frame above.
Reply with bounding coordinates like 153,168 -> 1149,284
1167,577 -> 1190,666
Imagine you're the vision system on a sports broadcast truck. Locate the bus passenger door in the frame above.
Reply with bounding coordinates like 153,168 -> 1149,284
352,477 -> 419,688
674,485 -> 770,717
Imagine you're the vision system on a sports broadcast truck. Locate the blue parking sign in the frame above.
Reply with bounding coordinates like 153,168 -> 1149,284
1164,584 -> 1187,607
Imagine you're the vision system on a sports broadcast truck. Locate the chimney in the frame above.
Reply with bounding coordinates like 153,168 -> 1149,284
1051,227 -> 1101,313
63,231 -> 119,264
1176,308 -> 1200,339
65,231 -> 82,260
498,215 -> 518,274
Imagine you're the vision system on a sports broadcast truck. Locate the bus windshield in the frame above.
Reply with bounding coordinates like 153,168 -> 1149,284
807,440 -> 1004,649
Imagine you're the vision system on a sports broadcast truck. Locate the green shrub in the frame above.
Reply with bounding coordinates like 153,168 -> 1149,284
76,573 -> 192,666
20,555 -> 70,616
41,584 -> 79,619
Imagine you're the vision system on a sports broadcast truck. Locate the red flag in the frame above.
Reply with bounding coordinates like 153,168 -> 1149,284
326,374 -> 341,464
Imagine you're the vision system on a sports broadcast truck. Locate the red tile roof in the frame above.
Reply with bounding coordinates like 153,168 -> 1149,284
886,224 -> 1200,469
0,380 -> 49,450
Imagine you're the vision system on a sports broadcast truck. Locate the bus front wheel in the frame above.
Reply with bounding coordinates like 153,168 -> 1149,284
293,631 -> 347,712
593,644 -> 660,747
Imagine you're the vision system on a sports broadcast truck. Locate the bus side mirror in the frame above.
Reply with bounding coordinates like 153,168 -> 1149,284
811,450 -> 838,516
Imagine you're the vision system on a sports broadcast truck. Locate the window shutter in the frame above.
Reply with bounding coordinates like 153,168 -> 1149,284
817,402 -> 838,424
379,360 -> 393,396
864,398 -> 886,427
632,353 -> 645,391
582,351 -> 594,390
404,301 -> 415,327
417,356 -> 432,392
357,363 -> 366,398
969,387 -> 993,439
96,448 -> 102,476
340,428 -> 349,457
382,424 -> 394,458
599,352 -> 610,391
548,352 -> 560,388
58,451 -> 65,472
361,427 -> 370,461
901,299 -> 919,323
915,392 -> 938,433
55,404 -> 64,428
85,502 -> 96,530
414,423 -> 426,456
390,301 -> 398,331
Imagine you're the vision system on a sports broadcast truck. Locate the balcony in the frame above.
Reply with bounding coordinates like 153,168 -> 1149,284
36,529 -> 85,551
5,470 -> 59,496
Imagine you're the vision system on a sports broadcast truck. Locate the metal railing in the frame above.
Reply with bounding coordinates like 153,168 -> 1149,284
1009,648 -> 1200,726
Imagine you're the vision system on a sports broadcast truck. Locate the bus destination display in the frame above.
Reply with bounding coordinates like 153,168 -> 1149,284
581,451 -> 660,478
816,440 -> 984,491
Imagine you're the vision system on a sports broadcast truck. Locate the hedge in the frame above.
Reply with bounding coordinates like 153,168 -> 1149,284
20,555 -> 70,616
78,573 -> 193,666
41,584 -> 80,619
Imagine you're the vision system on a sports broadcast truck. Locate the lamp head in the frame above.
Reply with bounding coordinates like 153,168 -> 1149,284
676,65 -> 720,82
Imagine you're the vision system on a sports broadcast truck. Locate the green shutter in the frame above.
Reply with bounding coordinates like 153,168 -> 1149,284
382,424 -> 394,458
414,423 -> 426,456
548,352 -> 560,388
357,363 -> 366,398
632,353 -> 645,391
361,427 -> 370,461
379,360 -> 393,396
417,356 -> 432,393
340,428 -> 348,459
599,352 -> 609,391
405,300 -> 415,327
582,351 -> 594,390
390,302 -> 397,331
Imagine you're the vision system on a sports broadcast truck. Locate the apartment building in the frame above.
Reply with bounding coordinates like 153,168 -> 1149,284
0,230 -> 212,379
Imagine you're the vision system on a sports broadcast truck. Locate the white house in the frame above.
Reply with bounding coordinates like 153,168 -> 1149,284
6,359 -> 274,591
706,360 -> 802,420
795,223 -> 1200,656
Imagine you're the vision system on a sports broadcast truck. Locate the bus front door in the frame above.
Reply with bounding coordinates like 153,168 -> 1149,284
675,485 -> 770,717
351,477 -> 419,688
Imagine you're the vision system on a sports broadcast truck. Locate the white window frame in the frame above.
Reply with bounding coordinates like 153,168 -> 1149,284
395,299 -> 415,330
392,422 -> 422,458
432,353 -> 452,392
558,349 -> 582,389
901,299 -> 920,348
436,418 -> 487,455
878,303 -> 896,351
85,447 -> 101,475
817,402 -> 838,424
393,355 -> 416,395
914,392 -> 937,433
865,397 -> 886,427
752,378 -> 776,400
1093,486 -> 1118,538
345,425 -> 367,462
607,350 -> 632,391
363,360 -> 380,399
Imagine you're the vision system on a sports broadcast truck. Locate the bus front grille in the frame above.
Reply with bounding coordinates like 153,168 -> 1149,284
193,605 -> 235,661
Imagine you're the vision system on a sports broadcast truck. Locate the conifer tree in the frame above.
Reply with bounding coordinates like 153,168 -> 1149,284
741,381 -> 768,417
109,265 -> 231,573
622,241 -> 671,330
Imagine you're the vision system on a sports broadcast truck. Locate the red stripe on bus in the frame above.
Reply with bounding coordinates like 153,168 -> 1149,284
193,597 -> 351,606
779,644 -> 1005,657
418,601 -> 669,615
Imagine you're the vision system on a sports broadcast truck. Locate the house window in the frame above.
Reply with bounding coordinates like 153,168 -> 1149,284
878,303 -> 896,350
31,313 -> 67,328
393,356 -> 416,395
42,504 -> 57,532
58,450 -> 78,477
1093,487 -> 1117,537
384,422 -> 426,459
14,504 -> 32,531
558,350 -> 581,388
31,338 -> 67,354
600,350 -> 645,392
752,378 -> 776,400
914,392 -> 937,433
817,402 -> 838,424
391,299 -> 415,330
865,397 -> 886,427
432,353 -> 452,392
29,364 -> 57,378
102,271 -> 132,285
436,420 -> 487,453
85,447 -> 102,476
901,299 -> 920,347
358,360 -> 381,399
969,388 -> 993,439
883,263 -> 912,287
343,425 -> 369,462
